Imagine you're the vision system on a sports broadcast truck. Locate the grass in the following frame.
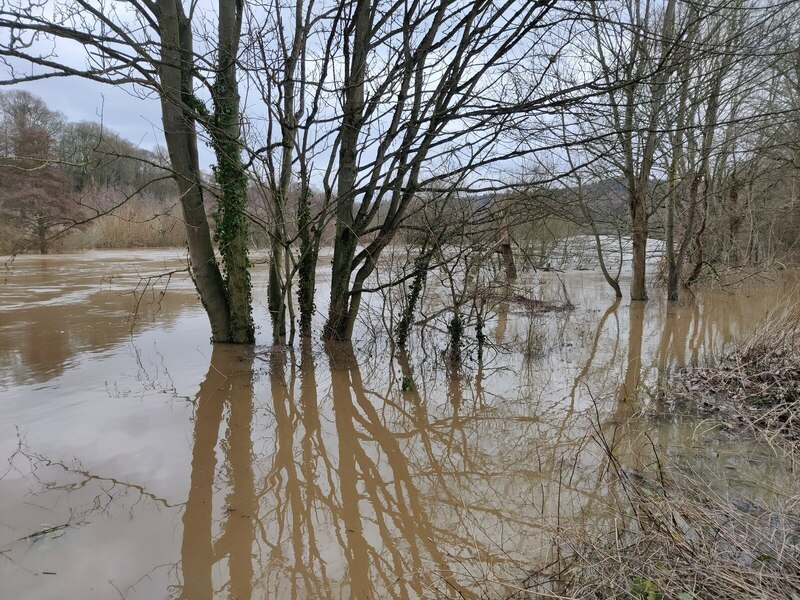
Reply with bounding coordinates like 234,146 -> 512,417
1,199 -> 187,254
512,310 -> 800,599
667,307 -> 800,449
515,435 -> 800,599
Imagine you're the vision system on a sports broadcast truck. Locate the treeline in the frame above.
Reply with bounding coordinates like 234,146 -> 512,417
0,90 -> 182,253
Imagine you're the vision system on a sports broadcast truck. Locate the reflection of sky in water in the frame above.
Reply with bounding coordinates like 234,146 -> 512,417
0,250 -> 796,599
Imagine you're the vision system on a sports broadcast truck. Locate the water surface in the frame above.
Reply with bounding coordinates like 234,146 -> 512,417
0,250 -> 795,599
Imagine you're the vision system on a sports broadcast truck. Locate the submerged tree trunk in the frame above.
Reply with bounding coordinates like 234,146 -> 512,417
157,0 -> 232,343
297,188 -> 318,338
630,192 -> 648,301
267,3 -> 307,342
686,190 -> 709,287
666,29 -> 693,302
596,0 -> 675,303
396,247 -> 434,347
326,236 -> 358,341
666,187 -> 678,301
323,0 -> 370,342
499,244 -> 516,281
597,231 -> 623,298
674,174 -> 702,294
728,175 -> 741,264
579,192 -> 622,298
498,225 -> 517,281
211,0 -> 254,344
268,244 -> 285,339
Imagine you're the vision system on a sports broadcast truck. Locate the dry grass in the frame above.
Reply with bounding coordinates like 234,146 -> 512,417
1,189 -> 189,254
65,203 -> 186,249
0,221 -> 22,254
509,415 -> 800,600
667,308 -> 800,447
513,314 -> 800,600
520,465 -> 800,599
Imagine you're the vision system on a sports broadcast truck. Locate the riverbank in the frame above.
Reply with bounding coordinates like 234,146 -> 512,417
525,309 -> 800,599
667,308 -> 800,450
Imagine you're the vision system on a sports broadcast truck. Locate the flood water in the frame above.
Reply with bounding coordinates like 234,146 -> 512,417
0,250 -> 796,599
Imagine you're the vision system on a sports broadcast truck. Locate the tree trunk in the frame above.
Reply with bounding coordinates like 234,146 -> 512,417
665,3 -> 694,303
338,237 -> 392,341
666,170 -> 678,300
297,189 -> 318,338
157,0 -> 232,343
674,173 -> 702,290
580,196 -> 622,298
326,235 -> 358,341
630,192 -> 648,301
621,0 -> 676,303
212,0 -> 254,344
396,246 -> 433,347
268,246 -> 285,339
598,233 -> 622,298
268,4 -> 306,341
323,0 -> 370,341
498,225 -> 517,281
686,189 -> 709,287
499,244 -> 517,281
728,179 -> 741,264
666,258 -> 679,301
37,218 -> 47,255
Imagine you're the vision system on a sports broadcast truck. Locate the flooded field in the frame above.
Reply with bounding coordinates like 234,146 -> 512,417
0,250 -> 797,599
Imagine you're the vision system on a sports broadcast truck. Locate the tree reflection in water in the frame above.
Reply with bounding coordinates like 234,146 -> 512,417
5,272 -> 796,598
169,334 -> 643,599
179,346 -> 255,600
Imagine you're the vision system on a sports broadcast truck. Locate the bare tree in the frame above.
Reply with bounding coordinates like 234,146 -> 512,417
587,0 -> 682,301
253,0 -> 603,341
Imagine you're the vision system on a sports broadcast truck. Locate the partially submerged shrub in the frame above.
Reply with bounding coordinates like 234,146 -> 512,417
531,310 -> 800,599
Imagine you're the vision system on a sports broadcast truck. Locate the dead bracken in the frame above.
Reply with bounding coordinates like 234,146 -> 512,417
666,310 -> 800,445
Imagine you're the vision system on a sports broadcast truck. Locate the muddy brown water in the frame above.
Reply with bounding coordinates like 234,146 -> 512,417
0,250 -> 796,599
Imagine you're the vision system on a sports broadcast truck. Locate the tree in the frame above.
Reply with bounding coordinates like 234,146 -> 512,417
320,0 -> 562,340
1,141 -> 81,253
587,0 -> 680,301
246,0 -> 608,341
0,0 -> 255,342
0,89 -> 62,155
660,0 -> 764,298
243,0 -> 325,341
580,0 -> 800,300
0,93 -> 82,253
57,120 -> 172,195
